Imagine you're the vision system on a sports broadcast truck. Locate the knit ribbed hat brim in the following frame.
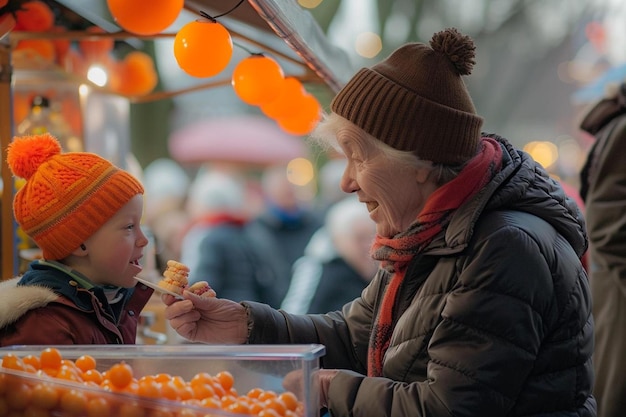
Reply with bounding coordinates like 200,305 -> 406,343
331,29 -> 485,165
331,68 -> 483,165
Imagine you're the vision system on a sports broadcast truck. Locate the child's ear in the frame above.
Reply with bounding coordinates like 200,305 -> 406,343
71,244 -> 88,256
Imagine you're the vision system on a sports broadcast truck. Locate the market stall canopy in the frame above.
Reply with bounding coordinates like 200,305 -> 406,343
54,0 -> 355,94
168,115 -> 308,165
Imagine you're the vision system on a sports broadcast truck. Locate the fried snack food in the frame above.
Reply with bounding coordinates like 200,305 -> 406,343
159,260 -> 190,295
188,281 -> 217,298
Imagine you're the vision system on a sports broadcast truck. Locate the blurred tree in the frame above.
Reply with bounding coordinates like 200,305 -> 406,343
308,0 -> 609,149
129,40 -> 174,168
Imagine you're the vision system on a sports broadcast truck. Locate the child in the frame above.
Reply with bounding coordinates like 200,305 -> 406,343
0,133 -> 153,345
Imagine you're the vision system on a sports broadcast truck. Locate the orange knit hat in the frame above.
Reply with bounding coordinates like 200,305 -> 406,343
7,133 -> 144,260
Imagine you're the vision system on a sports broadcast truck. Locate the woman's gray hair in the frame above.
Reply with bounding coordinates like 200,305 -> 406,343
310,113 -> 463,186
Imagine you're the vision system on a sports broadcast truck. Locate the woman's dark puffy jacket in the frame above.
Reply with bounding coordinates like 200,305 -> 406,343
244,135 -> 595,417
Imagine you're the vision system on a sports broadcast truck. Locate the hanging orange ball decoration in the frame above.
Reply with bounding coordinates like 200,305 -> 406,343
174,19 -> 233,78
15,39 -> 56,63
260,77 -> 307,120
51,26 -> 71,65
232,55 -> 284,105
277,93 -> 322,136
13,93 -> 32,125
106,0 -> 184,36
14,0 -> 54,32
79,26 -> 115,62
114,51 -> 159,96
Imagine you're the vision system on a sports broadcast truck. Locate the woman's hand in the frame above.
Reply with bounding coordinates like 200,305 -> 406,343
162,292 -> 248,344
283,368 -> 339,408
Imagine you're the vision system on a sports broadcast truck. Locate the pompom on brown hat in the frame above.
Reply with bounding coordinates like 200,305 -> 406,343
331,27 -> 483,165
7,133 -> 144,260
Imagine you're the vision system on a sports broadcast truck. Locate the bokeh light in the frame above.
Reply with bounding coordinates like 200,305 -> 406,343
87,65 -> 108,87
298,0 -> 323,8
355,32 -> 382,58
287,158 -> 315,186
524,141 -> 559,169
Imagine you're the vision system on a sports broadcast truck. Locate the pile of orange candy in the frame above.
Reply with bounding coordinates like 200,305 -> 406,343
0,347 -> 304,417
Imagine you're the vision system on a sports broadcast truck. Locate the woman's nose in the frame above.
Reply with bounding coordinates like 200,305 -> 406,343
340,169 -> 358,193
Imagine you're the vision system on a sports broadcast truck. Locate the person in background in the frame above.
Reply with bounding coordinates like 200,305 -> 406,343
315,158 -> 348,217
559,178 -> 588,271
142,158 -> 191,272
244,164 -> 322,307
181,169 -> 275,304
162,28 -> 594,416
281,196 -> 377,314
578,81 -> 626,417
0,133 -> 152,345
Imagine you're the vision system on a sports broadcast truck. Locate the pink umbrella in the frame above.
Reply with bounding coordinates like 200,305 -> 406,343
168,115 -> 309,165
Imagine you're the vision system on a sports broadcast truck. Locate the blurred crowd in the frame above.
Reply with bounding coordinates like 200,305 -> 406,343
141,157 -> 377,312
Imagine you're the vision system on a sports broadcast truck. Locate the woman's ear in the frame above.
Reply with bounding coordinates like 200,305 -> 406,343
415,166 -> 432,184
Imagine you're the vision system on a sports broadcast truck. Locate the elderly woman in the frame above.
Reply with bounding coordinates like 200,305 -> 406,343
163,28 -> 595,416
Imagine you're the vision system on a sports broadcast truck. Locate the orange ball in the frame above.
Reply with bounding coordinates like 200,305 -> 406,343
174,20 -> 232,78
51,26 -> 71,64
107,362 -> 134,389
14,0 -> 54,32
232,55 -> 284,105
277,93 -> 322,136
15,39 -> 56,62
107,0 -> 184,35
13,93 -> 33,125
79,26 -> 114,61
115,51 -> 158,96
260,77 -> 306,120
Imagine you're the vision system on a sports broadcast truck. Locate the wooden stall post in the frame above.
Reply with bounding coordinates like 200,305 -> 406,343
0,38 -> 16,280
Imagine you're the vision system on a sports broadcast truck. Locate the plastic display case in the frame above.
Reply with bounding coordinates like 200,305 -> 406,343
0,344 -> 325,417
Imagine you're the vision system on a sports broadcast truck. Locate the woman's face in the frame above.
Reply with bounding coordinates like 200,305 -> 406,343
336,126 -> 437,238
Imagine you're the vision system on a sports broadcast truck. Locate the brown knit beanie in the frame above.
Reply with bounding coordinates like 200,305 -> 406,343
7,133 -> 144,261
331,27 -> 483,165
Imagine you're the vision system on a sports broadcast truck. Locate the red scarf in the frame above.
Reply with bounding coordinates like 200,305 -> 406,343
367,137 -> 503,377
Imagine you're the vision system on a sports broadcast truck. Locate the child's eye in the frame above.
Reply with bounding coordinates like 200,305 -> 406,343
125,224 -> 135,230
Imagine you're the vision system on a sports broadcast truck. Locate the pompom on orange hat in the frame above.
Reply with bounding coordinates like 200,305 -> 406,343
7,133 -> 144,260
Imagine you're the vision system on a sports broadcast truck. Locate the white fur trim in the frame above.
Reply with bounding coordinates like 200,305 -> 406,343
0,277 -> 59,328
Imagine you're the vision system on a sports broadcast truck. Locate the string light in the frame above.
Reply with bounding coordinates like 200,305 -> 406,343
106,0 -> 184,35
232,54 -> 285,105
260,77 -> 307,120
173,17 -> 233,78
276,93 -> 321,136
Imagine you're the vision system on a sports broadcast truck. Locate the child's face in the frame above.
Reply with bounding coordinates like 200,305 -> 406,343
82,194 -> 148,287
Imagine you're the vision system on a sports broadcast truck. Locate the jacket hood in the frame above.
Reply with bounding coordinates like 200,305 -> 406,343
0,277 -> 59,328
579,82 -> 626,135
444,134 -> 588,259
1,262 -> 137,330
